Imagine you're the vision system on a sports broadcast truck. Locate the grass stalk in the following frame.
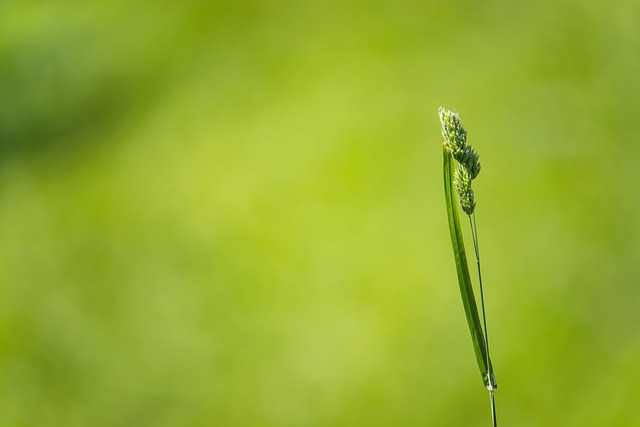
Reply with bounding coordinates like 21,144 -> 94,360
439,107 -> 498,426
470,214 -> 497,426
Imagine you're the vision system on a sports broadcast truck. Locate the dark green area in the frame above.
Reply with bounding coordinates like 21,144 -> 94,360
1,0 -> 640,425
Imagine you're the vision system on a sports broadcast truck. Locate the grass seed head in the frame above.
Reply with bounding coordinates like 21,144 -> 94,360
454,165 -> 476,215
455,145 -> 481,179
439,107 -> 467,156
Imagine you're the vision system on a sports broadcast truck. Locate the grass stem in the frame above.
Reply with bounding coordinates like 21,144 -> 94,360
490,390 -> 497,427
470,213 -> 497,425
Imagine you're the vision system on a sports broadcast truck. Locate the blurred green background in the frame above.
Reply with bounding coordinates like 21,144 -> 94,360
1,0 -> 639,425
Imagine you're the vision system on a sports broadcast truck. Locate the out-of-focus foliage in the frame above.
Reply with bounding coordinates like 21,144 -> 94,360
1,0 -> 639,425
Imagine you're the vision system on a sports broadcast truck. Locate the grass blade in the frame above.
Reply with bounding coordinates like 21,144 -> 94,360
443,146 -> 496,390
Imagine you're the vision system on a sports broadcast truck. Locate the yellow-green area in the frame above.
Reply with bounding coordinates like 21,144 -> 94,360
1,0 -> 639,425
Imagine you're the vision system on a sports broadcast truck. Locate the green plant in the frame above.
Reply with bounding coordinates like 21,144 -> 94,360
439,107 -> 498,426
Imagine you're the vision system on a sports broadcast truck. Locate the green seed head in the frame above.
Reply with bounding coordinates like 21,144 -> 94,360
440,107 -> 481,214
439,107 -> 467,156
455,145 -> 481,179
454,165 -> 476,215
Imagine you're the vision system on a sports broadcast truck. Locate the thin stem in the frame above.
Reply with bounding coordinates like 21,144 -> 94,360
490,391 -> 497,427
469,214 -> 491,374
469,213 -> 497,426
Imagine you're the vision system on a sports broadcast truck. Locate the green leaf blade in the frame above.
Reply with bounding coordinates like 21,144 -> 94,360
443,146 -> 497,390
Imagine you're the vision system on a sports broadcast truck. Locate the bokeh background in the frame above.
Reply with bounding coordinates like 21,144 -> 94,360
1,0 -> 639,425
